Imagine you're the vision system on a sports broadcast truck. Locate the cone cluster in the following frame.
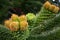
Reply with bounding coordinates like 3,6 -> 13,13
4,14 -> 28,31
44,1 -> 59,13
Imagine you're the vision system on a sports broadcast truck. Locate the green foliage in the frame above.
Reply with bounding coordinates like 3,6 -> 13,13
28,7 -> 57,30
0,0 -> 60,40
0,24 -> 29,40
0,25 -> 14,40
27,12 -> 60,40
34,7 -> 56,26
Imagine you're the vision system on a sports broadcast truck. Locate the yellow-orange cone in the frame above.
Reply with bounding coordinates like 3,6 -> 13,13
9,22 -> 19,31
19,15 -> 27,21
11,14 -> 18,21
53,7 -> 59,13
20,21 -> 28,31
43,1 -> 51,9
4,20 -> 11,29
49,5 -> 56,12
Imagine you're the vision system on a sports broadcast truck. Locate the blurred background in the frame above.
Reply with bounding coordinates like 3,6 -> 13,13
0,0 -> 60,24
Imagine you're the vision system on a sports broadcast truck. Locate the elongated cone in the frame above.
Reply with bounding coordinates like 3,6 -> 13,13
9,22 -> 19,31
20,21 -> 28,31
11,14 -> 18,21
19,15 -> 27,21
43,1 -> 51,9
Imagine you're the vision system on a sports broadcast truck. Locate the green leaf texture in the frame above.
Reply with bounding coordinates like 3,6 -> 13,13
27,13 -> 60,40
0,25 -> 29,40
